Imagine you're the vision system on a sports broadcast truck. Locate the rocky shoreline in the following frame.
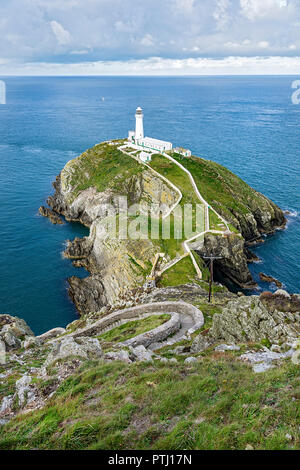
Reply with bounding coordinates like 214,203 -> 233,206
45,152 -> 287,314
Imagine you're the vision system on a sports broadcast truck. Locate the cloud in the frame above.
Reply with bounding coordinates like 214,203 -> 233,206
258,41 -> 270,48
213,0 -> 231,30
70,49 -> 90,55
240,0 -> 289,20
0,0 -> 299,71
140,34 -> 155,47
50,20 -> 72,45
0,55 -> 300,76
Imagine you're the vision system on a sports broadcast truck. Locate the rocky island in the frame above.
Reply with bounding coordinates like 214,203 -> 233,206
0,139 -> 298,451
46,140 -> 286,313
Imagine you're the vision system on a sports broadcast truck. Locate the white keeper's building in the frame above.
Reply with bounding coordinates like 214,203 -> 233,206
128,107 -> 173,153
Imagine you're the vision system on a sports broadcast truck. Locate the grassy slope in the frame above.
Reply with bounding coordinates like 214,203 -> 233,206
171,153 -> 263,224
99,315 -> 170,343
65,142 -> 143,202
65,144 -> 273,228
0,359 -> 298,450
149,154 -> 199,205
63,145 -> 239,286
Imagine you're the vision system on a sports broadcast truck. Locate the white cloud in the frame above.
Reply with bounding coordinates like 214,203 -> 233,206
0,56 -> 299,76
140,34 -> 155,47
114,21 -> 132,33
258,41 -> 270,48
0,0 -> 298,68
50,20 -> 72,45
213,0 -> 231,30
175,0 -> 195,13
240,0 -> 289,20
70,49 -> 89,55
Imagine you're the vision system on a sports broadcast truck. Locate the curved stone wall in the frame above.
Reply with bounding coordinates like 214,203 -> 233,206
50,301 -> 204,349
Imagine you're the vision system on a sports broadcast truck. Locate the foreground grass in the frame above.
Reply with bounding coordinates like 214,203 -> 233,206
0,359 -> 298,450
99,315 -> 171,343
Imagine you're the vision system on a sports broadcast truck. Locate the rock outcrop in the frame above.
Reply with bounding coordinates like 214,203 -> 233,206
0,315 -> 34,351
259,273 -> 283,288
209,293 -> 299,349
194,232 -> 257,289
39,206 -> 64,225
48,169 -> 178,228
44,336 -> 103,366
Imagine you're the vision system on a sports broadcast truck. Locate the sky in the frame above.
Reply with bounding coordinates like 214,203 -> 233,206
0,0 -> 300,75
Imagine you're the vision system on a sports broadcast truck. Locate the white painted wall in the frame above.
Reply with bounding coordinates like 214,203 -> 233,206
135,107 -> 144,139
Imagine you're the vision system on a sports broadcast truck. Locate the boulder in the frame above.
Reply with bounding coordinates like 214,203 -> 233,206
104,349 -> 131,363
169,358 -> 178,364
0,315 -> 34,351
15,375 -> 35,407
0,395 -> 13,416
214,344 -> 241,352
184,357 -> 197,364
291,339 -> 300,365
274,289 -> 291,298
45,336 -> 103,366
129,345 -> 153,362
253,363 -> 275,373
190,334 -> 212,354
240,347 -> 294,373
23,337 -> 42,349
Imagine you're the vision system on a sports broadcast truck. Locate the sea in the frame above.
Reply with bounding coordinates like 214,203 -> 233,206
0,76 -> 299,334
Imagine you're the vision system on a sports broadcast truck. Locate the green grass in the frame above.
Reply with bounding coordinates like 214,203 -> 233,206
98,315 -> 171,343
170,154 -> 266,227
65,143 -> 143,202
0,359 -> 298,450
149,154 -> 199,205
158,256 -> 198,287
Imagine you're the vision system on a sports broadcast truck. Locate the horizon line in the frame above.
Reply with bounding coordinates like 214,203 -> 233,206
1,73 -> 300,78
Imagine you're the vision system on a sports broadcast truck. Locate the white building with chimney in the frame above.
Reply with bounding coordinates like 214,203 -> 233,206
128,107 -> 173,155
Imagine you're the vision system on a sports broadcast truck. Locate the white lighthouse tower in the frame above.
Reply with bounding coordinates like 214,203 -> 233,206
135,107 -> 144,140
127,107 -> 173,158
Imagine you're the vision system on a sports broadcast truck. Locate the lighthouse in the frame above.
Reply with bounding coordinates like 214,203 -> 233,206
135,107 -> 144,140
127,107 -> 173,155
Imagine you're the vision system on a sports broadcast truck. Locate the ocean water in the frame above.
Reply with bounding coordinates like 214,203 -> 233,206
0,76 -> 299,334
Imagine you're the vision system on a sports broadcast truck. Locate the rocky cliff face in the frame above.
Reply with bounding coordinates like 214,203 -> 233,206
46,144 -> 181,312
209,293 -> 300,348
45,142 -> 287,313
214,192 -> 286,241
186,156 -> 287,241
192,232 -> 257,289
48,169 -> 178,228
66,235 -> 158,314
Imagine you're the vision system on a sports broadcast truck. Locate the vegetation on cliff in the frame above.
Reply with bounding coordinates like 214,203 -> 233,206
45,140 -> 288,308
170,152 -> 286,239
64,142 -> 143,204
0,143 -> 295,453
0,359 -> 298,450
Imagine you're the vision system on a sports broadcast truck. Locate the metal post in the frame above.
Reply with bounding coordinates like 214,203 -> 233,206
203,253 -> 223,303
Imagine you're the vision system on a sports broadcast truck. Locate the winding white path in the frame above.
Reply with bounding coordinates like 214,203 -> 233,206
118,144 -> 233,280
